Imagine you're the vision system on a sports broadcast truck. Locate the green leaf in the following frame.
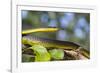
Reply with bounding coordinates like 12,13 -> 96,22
31,45 -> 51,62
22,54 -> 34,62
49,49 -> 64,60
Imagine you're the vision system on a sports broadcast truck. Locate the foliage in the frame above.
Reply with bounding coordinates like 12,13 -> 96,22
49,49 -> 64,60
31,45 -> 51,62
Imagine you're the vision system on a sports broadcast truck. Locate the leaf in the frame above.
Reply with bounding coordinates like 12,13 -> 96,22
22,54 -> 34,62
49,49 -> 64,60
31,45 -> 51,62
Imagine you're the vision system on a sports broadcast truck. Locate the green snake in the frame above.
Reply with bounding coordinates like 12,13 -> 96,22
22,28 -> 90,59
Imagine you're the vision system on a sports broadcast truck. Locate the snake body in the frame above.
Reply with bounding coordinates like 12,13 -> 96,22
22,28 -> 90,59
22,35 -> 80,50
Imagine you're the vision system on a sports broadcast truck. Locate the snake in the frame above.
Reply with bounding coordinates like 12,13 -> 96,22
22,28 -> 90,59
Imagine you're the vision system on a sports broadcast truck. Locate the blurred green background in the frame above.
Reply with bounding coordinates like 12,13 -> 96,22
22,10 -> 90,50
